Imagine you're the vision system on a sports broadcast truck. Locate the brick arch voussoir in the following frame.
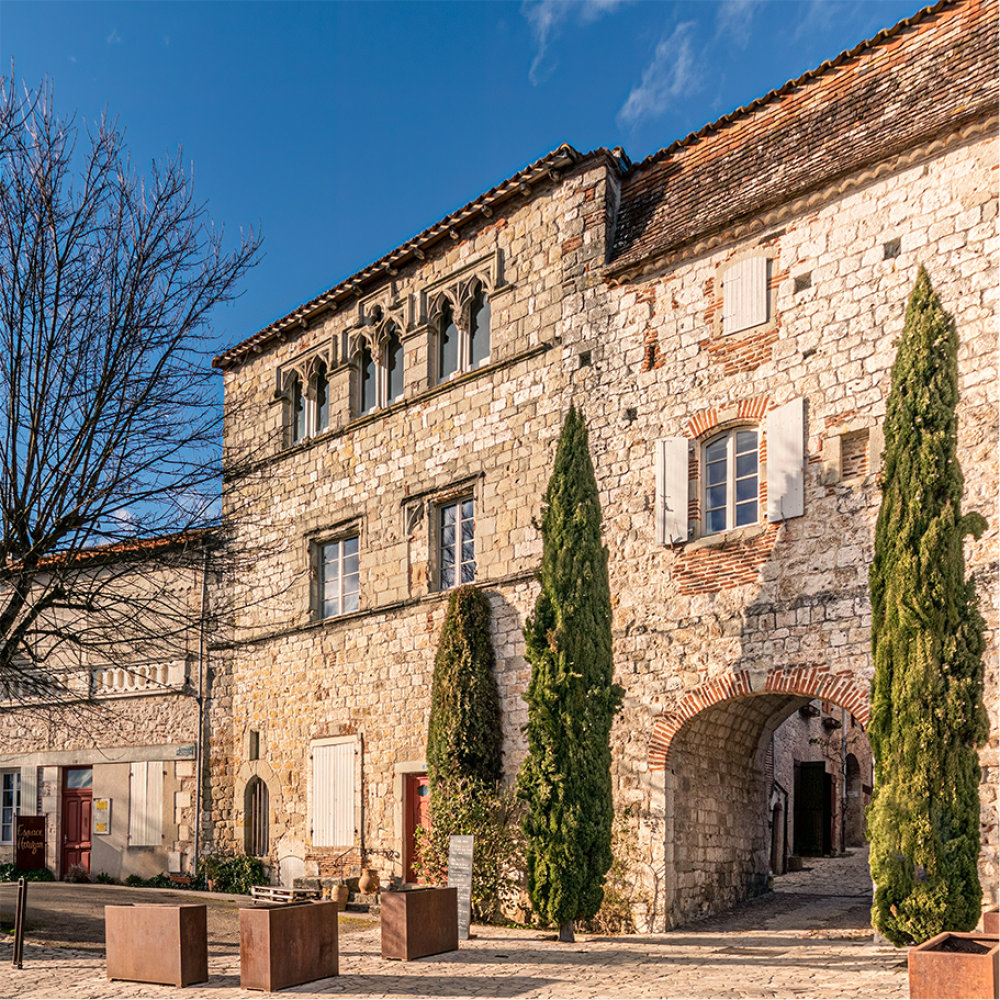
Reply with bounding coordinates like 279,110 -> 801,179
649,666 -> 870,770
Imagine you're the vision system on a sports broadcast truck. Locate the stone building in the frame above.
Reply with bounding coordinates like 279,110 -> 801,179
209,0 -> 998,928
0,535 -> 210,881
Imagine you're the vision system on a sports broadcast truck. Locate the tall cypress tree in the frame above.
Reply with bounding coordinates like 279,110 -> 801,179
427,585 -> 503,798
867,267 -> 988,946
517,405 -> 624,943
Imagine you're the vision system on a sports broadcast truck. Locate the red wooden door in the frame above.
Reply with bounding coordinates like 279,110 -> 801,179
403,773 -> 431,883
62,767 -> 93,877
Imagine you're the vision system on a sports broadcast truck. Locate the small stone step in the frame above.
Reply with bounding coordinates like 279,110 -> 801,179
345,901 -> 380,916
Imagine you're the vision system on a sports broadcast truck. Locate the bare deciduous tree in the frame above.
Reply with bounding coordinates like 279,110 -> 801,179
0,76 -> 262,697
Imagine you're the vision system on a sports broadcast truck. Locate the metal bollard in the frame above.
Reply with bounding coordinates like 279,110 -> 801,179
12,875 -> 27,969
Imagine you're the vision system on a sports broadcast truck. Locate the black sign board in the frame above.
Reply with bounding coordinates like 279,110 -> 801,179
447,835 -> 474,941
15,816 -> 45,870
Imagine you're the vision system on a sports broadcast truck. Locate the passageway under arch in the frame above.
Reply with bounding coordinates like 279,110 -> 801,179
655,671 -> 873,929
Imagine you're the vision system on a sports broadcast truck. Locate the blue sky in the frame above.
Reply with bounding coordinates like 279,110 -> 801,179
3,0 -> 922,353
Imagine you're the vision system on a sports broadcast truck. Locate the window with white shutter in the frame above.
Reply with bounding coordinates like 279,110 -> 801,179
20,766 -> 38,817
312,740 -> 356,848
129,761 -> 164,847
766,397 -> 805,522
722,257 -> 769,335
655,438 -> 689,545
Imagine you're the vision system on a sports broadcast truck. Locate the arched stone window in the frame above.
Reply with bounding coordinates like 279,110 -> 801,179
314,361 -> 330,434
437,300 -> 459,383
246,776 -> 269,857
385,324 -> 404,405
358,341 -> 377,415
468,284 -> 491,369
290,375 -> 306,444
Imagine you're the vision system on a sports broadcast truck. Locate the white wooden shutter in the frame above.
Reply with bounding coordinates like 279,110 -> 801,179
129,761 -> 164,846
655,438 -> 689,545
722,257 -> 768,335
767,398 -> 805,522
19,766 -> 38,816
312,742 -> 355,847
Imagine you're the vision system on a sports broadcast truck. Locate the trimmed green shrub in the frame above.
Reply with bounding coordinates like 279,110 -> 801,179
867,266 -> 989,946
198,853 -> 267,895
517,405 -> 624,943
94,871 -> 118,884
427,584 -> 503,800
413,779 -> 524,924
0,865 -> 53,882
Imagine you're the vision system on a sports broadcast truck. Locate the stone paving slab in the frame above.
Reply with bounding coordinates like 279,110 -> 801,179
0,852 -> 910,999
0,926 -> 910,1000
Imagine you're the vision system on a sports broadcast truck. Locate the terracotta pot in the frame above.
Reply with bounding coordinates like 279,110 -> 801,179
358,868 -> 379,894
908,931 -> 999,1000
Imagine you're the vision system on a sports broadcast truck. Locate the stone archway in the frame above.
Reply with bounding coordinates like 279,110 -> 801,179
649,667 -> 871,929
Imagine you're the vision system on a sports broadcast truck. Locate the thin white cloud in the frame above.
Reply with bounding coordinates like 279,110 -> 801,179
106,28 -> 123,45
714,0 -> 763,48
523,0 -> 626,86
791,0 -> 875,45
617,22 -> 700,127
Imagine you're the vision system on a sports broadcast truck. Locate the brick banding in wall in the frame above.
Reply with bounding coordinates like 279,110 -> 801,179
649,665 -> 871,769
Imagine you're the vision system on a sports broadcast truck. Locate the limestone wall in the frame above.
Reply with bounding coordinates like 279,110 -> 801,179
218,122 -> 997,924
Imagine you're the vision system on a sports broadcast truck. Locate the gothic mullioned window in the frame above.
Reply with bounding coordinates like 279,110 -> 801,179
436,283 -> 491,384
288,361 -> 330,444
357,321 -> 404,415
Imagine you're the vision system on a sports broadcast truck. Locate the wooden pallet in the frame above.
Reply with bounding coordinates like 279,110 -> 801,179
250,885 -> 320,904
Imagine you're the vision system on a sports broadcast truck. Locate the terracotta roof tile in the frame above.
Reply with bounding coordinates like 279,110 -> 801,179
608,0 -> 998,276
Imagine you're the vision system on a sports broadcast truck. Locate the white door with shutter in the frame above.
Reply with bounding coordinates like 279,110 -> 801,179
312,741 -> 356,847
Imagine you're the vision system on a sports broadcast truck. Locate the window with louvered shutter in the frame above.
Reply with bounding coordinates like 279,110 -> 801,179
655,438 -> 689,545
129,761 -> 164,847
766,397 -> 805,522
312,741 -> 356,847
722,257 -> 769,335
20,766 -> 38,816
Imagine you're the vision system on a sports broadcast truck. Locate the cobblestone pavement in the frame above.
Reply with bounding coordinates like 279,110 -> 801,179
1,850 -> 910,1000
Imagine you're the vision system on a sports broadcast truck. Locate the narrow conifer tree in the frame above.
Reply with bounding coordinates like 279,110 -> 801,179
518,405 -> 624,943
867,267 -> 988,946
427,585 -> 503,799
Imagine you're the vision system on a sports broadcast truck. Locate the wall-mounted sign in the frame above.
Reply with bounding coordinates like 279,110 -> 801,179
93,799 -> 111,834
448,834 -> 474,941
176,745 -> 195,758
15,816 -> 45,869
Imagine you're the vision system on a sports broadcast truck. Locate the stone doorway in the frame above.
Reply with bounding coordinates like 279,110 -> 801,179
652,670 -> 873,930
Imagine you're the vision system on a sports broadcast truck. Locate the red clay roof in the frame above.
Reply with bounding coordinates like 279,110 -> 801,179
607,0 -> 998,275
212,144 -> 591,370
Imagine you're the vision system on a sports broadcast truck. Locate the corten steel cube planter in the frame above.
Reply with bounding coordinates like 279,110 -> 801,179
105,903 -> 208,987
985,908 -> 999,935
240,901 -> 339,991
381,887 -> 458,961
908,931 -> 999,1000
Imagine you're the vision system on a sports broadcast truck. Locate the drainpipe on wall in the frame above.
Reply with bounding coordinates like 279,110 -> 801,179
840,707 -> 848,854
191,544 -> 210,876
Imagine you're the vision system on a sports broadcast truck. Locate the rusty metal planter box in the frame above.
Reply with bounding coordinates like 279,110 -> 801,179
381,887 -> 458,961
908,931 -> 999,1000
240,901 -> 339,991
106,903 -> 208,987
985,908 -> 999,936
